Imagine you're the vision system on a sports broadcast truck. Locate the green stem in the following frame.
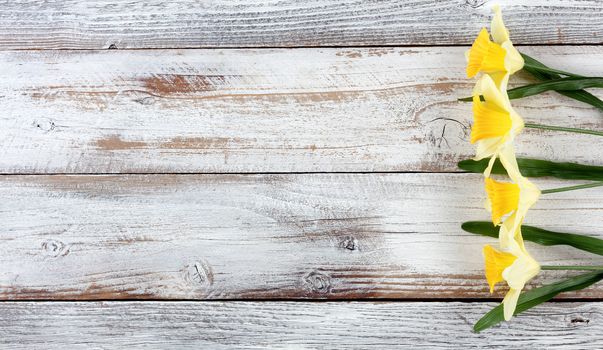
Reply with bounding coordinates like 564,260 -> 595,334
541,181 -> 603,194
523,62 -> 584,78
525,123 -> 603,137
541,265 -> 603,271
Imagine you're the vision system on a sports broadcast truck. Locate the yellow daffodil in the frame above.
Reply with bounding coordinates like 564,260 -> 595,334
483,223 -> 540,321
471,75 -> 524,176
466,5 -> 524,88
485,176 -> 540,225
484,146 -> 541,244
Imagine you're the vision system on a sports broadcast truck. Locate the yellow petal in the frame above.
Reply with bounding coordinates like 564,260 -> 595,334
503,253 -> 540,290
502,288 -> 521,321
491,4 -> 510,44
476,74 -> 507,109
467,28 -> 507,78
474,137 -> 503,162
483,153 -> 498,178
483,244 -> 517,293
502,41 -> 525,75
491,5 -> 524,75
508,177 -> 541,236
498,145 -> 522,180
485,177 -> 520,225
497,212 -> 515,248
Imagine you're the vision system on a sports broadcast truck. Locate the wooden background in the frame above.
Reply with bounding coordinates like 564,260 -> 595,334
1,0 -> 603,348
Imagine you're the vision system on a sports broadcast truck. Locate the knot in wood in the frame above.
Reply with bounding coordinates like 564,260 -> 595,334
339,236 -> 358,251
32,118 -> 56,132
184,260 -> 213,288
569,316 -> 590,326
303,270 -> 331,294
465,0 -> 487,8
41,239 -> 69,257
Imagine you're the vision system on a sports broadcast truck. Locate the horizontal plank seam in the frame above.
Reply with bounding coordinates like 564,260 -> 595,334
3,298 -> 603,303
0,171 -> 474,176
1,43 -> 601,52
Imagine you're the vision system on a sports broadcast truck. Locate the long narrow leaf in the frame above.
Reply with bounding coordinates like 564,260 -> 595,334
506,77 -> 603,99
521,54 -> 603,111
521,53 -> 584,78
458,157 -> 603,181
474,271 -> 603,332
458,76 -> 603,103
462,221 -> 603,256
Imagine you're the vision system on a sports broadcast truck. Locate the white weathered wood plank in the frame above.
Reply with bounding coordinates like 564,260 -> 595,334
0,0 -> 601,49
1,46 -> 602,173
0,301 -> 601,349
3,173 -> 603,299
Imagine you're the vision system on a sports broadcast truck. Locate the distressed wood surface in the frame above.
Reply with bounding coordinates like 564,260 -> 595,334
1,46 -> 602,174
1,301 -> 601,349
0,1 -> 601,49
3,173 -> 603,300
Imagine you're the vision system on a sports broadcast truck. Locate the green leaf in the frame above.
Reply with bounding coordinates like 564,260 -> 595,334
474,271 -> 603,332
458,96 -> 478,102
521,53 -> 603,111
458,77 -> 603,102
521,53 -> 584,78
506,77 -> 603,99
458,158 -> 603,181
462,221 -> 603,256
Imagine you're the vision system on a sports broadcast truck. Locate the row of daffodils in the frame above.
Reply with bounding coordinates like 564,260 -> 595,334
461,5 -> 603,332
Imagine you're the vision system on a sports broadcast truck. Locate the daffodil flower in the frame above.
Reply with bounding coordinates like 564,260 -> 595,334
485,174 -> 540,240
471,74 -> 524,176
483,224 -> 540,321
466,5 -> 524,89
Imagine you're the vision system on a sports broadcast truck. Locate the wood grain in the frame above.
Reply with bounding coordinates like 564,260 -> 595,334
2,46 -> 602,174
0,1 -> 601,49
1,301 -> 601,349
3,173 -> 603,300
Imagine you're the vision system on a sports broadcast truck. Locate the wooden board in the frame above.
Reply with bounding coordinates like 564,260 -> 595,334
0,1 -> 601,49
2,46 -> 602,174
3,173 -> 603,300
1,301 -> 601,349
